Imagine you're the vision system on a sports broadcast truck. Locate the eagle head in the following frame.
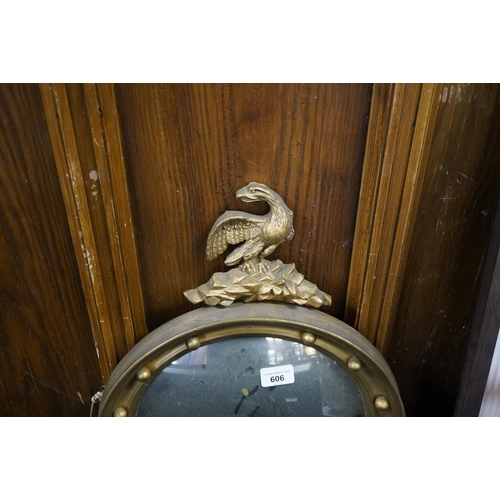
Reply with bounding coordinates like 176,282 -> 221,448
236,182 -> 279,204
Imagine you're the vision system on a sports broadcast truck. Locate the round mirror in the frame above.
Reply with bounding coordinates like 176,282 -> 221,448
98,303 -> 405,417
137,336 -> 365,417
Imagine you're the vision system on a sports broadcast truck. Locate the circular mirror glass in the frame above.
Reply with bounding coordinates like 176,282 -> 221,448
137,336 -> 365,417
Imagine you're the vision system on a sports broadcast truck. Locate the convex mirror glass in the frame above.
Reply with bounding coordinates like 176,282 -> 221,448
138,336 -> 365,417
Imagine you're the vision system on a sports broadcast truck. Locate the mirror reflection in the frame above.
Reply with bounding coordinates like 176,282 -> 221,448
138,336 -> 365,417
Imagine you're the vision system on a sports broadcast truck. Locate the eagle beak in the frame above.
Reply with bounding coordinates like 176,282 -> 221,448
236,186 -> 257,203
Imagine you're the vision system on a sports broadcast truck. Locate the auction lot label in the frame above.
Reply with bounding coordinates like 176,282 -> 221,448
260,364 -> 295,387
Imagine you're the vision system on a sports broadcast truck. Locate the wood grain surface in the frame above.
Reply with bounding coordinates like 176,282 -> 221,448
3,83 -> 500,417
345,84 -> 395,327
346,84 -> 441,357
115,84 -> 373,330
386,84 -> 500,416
0,84 -> 102,416
40,84 -> 148,378
354,84 -> 421,345
454,197 -> 500,416
376,84 -> 441,355
83,84 -> 147,346
40,83 -> 117,379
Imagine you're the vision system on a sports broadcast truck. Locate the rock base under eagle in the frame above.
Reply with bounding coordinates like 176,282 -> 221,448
184,259 -> 332,308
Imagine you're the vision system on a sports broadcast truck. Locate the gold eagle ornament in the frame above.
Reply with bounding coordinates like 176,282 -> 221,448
206,182 -> 294,273
184,182 -> 332,308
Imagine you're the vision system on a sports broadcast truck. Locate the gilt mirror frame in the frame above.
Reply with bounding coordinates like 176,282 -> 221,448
98,302 -> 405,417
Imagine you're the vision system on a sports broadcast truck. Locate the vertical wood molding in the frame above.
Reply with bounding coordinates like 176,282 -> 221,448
83,84 -> 147,345
346,83 -> 440,355
345,83 -> 394,326
40,84 -> 147,380
376,84 -> 441,355
40,83 -> 116,380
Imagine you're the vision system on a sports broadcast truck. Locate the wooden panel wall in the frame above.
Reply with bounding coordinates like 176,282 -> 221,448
386,84 -> 500,416
346,84 -> 440,354
115,84 -> 373,330
454,196 -> 500,416
2,83 -> 499,416
0,84 -> 102,416
40,84 -> 147,377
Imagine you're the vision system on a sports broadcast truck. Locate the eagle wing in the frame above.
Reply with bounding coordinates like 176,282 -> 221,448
206,210 -> 264,261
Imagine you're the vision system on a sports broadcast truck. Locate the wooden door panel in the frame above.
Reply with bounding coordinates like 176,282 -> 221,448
387,84 -> 500,416
115,83 -> 372,329
0,84 -> 102,416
